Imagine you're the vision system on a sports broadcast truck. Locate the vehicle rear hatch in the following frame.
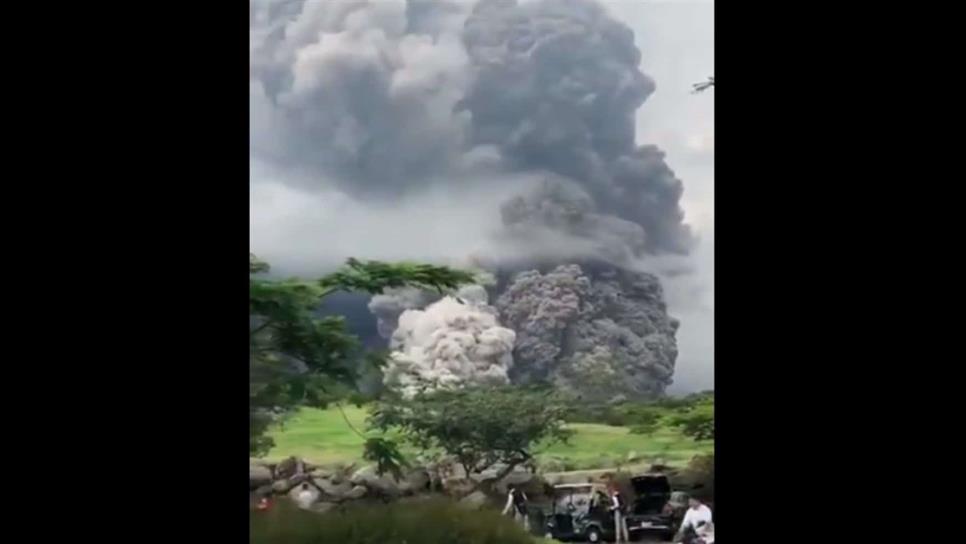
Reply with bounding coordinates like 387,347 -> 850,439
630,474 -> 671,515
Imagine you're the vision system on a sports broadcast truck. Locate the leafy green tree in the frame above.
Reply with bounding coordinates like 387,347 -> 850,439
669,409 -> 714,441
249,254 -> 476,456
369,385 -> 573,487
628,408 -> 663,436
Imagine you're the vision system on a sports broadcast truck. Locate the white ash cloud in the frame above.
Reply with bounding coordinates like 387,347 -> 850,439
382,289 -> 516,397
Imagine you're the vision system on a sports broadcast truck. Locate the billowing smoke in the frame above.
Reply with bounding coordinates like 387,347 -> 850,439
460,0 -> 692,255
382,287 -> 516,397
250,0 -> 692,255
496,264 -> 678,400
251,0 -> 701,396
368,287 -> 438,339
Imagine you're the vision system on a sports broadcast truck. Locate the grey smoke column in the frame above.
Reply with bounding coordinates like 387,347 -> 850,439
251,0 -> 693,394
250,0 -> 474,196
496,263 -> 678,399
250,0 -> 693,254
461,0 -> 693,254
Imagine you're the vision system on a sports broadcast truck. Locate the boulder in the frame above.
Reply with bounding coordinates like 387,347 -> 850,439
398,468 -> 431,495
270,474 -> 309,494
440,477 -> 475,498
250,464 -> 273,489
253,484 -> 273,499
308,466 -> 334,479
344,485 -> 368,500
350,465 -> 400,497
314,478 -> 354,499
275,456 -> 307,480
459,490 -> 490,509
272,480 -> 294,494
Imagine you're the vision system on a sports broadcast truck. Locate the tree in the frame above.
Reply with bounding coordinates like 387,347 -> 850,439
368,385 -> 573,487
669,409 -> 714,441
628,408 -> 663,436
249,254 -> 476,456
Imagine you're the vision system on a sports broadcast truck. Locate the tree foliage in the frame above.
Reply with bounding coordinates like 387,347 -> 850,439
668,405 -> 714,441
249,254 -> 476,456
628,408 -> 663,436
369,385 -> 572,486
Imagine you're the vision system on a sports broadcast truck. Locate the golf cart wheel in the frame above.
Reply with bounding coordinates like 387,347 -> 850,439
585,526 -> 602,543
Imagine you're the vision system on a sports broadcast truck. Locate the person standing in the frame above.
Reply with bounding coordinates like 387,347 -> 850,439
609,486 -> 630,544
502,484 -> 530,531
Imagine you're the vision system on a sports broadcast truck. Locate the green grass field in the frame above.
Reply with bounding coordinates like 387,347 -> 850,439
264,405 -> 713,469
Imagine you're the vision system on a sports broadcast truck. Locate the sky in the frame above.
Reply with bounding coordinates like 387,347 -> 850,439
606,0 -> 714,392
250,0 -> 715,393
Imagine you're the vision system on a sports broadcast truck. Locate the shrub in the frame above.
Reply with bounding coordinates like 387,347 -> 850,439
250,497 -> 536,544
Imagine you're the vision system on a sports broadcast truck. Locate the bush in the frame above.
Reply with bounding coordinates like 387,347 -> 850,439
250,497 -> 536,544
671,454 -> 714,503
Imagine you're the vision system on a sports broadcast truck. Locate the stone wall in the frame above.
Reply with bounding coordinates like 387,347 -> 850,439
250,456 -> 548,513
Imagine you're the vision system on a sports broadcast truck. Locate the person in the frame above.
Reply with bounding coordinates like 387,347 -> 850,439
674,497 -> 713,543
608,486 -> 630,544
502,484 -> 530,531
295,483 -> 315,509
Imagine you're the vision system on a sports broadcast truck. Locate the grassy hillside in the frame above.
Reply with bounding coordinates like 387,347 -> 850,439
264,404 -> 713,469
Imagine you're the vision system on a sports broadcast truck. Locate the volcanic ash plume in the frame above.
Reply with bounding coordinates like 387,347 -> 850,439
368,287 -> 439,339
383,287 -> 516,397
250,0 -> 693,255
496,264 -> 678,400
251,0 -> 695,394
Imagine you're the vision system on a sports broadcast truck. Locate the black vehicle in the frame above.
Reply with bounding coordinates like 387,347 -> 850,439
542,483 -> 614,543
624,474 -> 682,541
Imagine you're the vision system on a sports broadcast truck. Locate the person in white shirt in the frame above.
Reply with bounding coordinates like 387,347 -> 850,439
502,484 -> 530,531
609,486 -> 630,544
295,483 -> 316,510
675,497 -> 713,543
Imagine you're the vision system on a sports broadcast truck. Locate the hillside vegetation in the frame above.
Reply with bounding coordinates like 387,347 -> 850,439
265,394 -> 714,470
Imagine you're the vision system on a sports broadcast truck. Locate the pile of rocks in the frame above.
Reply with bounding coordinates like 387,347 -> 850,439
250,456 -> 436,512
250,456 -> 547,512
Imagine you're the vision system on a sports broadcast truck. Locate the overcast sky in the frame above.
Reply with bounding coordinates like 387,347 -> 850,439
603,0 -> 714,393
250,0 -> 715,394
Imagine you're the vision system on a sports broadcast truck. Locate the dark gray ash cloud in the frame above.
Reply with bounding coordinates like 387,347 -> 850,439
250,0 -> 713,394
250,0 -> 692,255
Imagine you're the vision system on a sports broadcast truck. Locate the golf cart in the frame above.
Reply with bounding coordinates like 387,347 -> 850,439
542,483 -> 615,543
624,474 -> 682,541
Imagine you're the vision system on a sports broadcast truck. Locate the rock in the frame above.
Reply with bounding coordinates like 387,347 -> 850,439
441,477 -> 475,498
250,464 -> 273,489
470,468 -> 499,484
272,479 -> 293,494
275,456 -> 307,480
271,474 -> 309,494
314,478 -> 354,499
253,484 -> 273,499
459,490 -> 490,509
351,465 -> 400,497
344,485 -> 368,500
398,469 -> 430,494
309,467 -> 333,479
